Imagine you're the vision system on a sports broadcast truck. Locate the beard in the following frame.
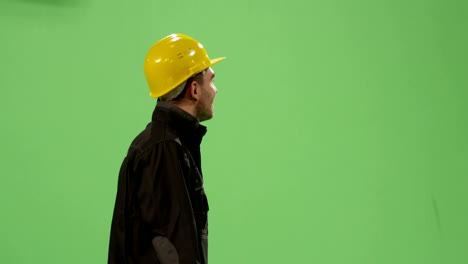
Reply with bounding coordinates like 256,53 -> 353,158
196,101 -> 214,122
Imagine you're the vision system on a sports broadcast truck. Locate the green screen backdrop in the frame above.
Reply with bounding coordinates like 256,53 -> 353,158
1,0 -> 467,263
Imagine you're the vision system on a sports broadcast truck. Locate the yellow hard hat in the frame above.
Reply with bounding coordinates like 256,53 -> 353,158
144,33 -> 225,98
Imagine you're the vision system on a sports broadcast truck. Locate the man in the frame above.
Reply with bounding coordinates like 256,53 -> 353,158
108,33 -> 225,264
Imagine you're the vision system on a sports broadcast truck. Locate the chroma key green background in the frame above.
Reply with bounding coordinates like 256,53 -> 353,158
1,0 -> 467,263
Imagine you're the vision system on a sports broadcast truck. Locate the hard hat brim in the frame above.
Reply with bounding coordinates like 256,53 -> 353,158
210,57 -> 226,67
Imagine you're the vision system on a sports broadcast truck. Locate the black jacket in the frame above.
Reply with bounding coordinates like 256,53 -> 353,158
108,102 -> 210,264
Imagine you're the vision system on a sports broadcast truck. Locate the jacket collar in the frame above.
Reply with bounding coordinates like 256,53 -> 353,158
152,101 -> 207,144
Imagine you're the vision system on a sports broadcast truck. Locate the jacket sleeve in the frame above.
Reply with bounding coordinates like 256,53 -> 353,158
135,140 -> 199,264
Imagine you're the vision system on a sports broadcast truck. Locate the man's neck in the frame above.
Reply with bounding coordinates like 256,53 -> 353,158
169,101 -> 198,121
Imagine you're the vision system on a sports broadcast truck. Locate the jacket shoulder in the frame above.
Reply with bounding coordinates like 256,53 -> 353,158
127,121 -> 181,156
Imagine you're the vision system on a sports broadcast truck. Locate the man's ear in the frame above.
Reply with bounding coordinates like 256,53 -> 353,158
188,80 -> 200,101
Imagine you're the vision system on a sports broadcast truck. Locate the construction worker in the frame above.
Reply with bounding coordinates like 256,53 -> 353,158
108,33 -> 225,264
